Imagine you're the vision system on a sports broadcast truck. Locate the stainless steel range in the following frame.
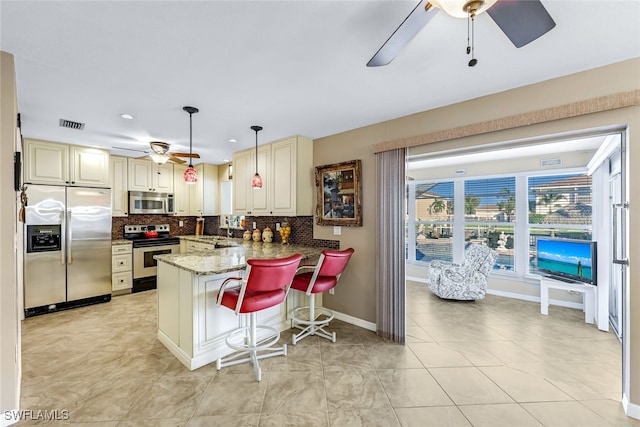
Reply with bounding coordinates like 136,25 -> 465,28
124,224 -> 180,293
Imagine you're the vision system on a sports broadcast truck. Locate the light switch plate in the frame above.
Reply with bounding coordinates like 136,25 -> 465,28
179,220 -> 184,227
253,222 -> 257,229
333,226 -> 341,236
275,223 -> 281,231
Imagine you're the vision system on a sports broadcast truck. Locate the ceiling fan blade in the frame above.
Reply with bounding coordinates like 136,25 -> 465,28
168,155 -> 187,164
367,0 -> 439,67
171,152 -> 200,158
487,0 -> 556,48
112,146 -> 149,154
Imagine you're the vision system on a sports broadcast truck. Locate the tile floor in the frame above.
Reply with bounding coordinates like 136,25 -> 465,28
17,280 -> 638,426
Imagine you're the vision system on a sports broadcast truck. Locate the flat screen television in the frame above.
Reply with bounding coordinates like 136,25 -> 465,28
536,237 -> 597,285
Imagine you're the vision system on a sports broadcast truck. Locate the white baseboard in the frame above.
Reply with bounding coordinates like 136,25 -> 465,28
332,310 -> 376,332
622,393 -> 640,420
407,276 -> 584,310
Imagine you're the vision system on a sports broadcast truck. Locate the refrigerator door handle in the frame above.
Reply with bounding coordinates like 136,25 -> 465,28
60,210 -> 66,265
67,210 -> 73,265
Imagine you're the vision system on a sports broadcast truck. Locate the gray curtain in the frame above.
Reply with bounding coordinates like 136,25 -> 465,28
376,148 -> 406,343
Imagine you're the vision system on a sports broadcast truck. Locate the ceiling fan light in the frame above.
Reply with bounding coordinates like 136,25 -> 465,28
149,153 -> 170,165
184,165 -> 198,184
251,173 -> 262,189
430,0 -> 497,18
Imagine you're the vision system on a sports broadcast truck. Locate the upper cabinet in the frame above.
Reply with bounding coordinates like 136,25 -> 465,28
24,139 -> 110,187
127,158 -> 174,193
172,164 -> 190,216
70,145 -> 111,187
232,135 -> 313,216
110,156 -> 128,217
172,163 -> 219,216
190,163 -> 219,216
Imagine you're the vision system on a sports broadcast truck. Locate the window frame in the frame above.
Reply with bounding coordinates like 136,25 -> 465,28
406,167 -> 593,282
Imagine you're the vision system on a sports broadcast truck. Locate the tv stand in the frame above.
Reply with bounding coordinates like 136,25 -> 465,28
540,276 -> 596,324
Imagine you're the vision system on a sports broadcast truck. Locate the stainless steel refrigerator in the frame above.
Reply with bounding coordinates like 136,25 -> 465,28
24,185 -> 112,316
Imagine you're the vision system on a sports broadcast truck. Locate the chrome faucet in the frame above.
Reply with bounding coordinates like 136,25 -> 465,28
226,218 -> 232,238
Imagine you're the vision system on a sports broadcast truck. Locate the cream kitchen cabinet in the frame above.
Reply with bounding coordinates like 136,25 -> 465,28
70,145 -> 111,187
232,144 -> 271,215
232,135 -> 312,216
172,164 -> 190,216
24,139 -> 110,187
189,163 -> 219,216
127,158 -> 174,193
110,156 -> 128,217
172,163 -> 219,216
112,243 -> 132,294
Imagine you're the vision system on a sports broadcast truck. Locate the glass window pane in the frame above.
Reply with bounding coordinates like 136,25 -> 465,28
464,177 -> 516,223
415,182 -> 454,221
416,230 -> 454,264
464,225 -> 515,271
413,181 -> 454,264
528,174 -> 592,225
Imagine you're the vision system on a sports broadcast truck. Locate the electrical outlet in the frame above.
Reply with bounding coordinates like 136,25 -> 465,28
329,288 -> 335,295
253,222 -> 257,229
275,222 -> 281,231
179,220 -> 184,227
333,226 -> 341,236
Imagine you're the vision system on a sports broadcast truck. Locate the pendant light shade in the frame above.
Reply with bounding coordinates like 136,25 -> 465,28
251,125 -> 263,189
183,106 -> 199,184
184,165 -> 198,183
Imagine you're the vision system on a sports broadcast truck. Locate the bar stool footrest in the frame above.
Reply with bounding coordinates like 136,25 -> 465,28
291,306 -> 336,344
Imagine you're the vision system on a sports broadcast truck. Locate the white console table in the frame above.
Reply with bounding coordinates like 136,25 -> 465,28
540,277 -> 596,324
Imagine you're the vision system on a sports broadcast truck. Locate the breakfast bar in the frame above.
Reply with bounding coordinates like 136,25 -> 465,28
154,240 -> 324,370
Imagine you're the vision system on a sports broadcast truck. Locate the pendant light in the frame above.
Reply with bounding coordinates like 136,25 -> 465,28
183,106 -> 199,184
250,125 -> 263,189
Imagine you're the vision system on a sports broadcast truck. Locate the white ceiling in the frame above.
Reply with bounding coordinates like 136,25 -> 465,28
1,1 -> 639,165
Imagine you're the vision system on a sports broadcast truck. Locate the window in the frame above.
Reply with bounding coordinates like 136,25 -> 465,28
406,172 -> 593,279
528,173 -> 593,274
464,177 -> 516,271
414,182 -> 454,263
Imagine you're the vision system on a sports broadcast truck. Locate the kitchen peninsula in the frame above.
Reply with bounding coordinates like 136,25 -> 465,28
155,238 -> 326,370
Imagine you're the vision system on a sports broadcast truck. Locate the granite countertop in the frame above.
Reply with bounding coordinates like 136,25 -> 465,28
112,240 -> 132,246
155,241 -> 325,275
179,235 -> 239,246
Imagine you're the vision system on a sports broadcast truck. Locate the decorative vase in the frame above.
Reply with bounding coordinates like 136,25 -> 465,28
278,223 -> 291,244
243,230 -> 252,241
252,229 -> 262,242
262,227 -> 273,243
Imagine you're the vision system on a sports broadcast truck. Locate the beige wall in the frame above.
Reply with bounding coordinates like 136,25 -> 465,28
0,51 -> 20,418
314,58 -> 640,405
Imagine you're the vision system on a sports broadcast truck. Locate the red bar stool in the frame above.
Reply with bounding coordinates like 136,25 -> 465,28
290,248 -> 354,345
216,253 -> 302,381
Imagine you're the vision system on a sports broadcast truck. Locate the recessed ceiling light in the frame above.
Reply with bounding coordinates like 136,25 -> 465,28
223,159 -> 230,162
229,139 -> 237,143
120,114 -> 134,120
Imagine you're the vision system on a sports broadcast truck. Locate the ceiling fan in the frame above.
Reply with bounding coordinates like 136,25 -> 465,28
367,0 -> 556,67
146,141 -> 200,165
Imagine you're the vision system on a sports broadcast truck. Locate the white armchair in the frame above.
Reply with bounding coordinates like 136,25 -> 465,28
427,244 -> 497,300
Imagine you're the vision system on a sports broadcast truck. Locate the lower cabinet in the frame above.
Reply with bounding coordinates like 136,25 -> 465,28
112,244 -> 132,294
156,261 -> 288,371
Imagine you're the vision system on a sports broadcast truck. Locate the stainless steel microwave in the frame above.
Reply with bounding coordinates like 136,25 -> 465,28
129,191 -> 174,215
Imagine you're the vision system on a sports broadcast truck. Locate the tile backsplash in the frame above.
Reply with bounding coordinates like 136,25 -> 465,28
112,214 -> 338,249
